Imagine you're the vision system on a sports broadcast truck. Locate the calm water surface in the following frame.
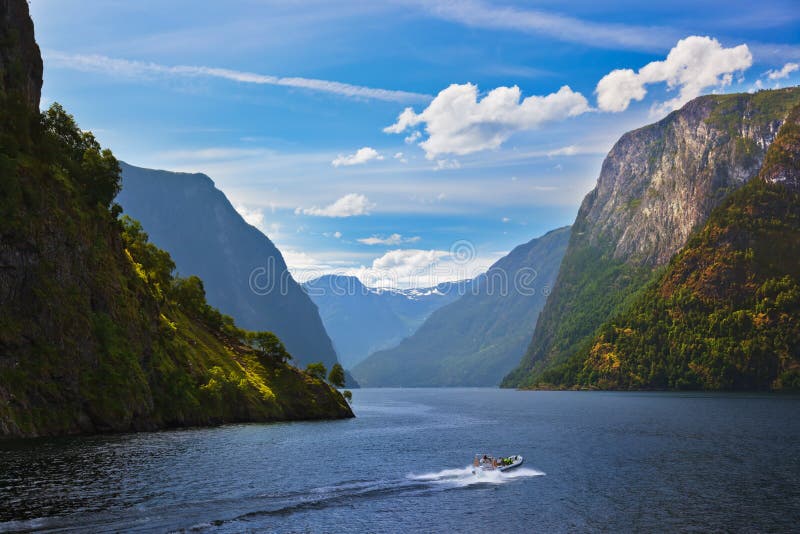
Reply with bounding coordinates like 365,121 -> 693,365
1,389 -> 799,532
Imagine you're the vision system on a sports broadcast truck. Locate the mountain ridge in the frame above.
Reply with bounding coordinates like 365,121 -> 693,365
117,162 -> 345,376
504,87 -> 800,387
353,226 -> 570,387
302,274 -> 471,368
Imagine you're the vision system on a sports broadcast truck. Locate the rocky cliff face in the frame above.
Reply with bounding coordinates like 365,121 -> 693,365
577,91 -> 791,266
504,87 -> 800,387
550,104 -> 800,390
0,0 -> 41,108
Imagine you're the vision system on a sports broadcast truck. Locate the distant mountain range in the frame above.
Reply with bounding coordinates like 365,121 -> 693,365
503,87 -> 800,389
117,163 -> 348,379
302,275 -> 471,368
352,226 -> 570,386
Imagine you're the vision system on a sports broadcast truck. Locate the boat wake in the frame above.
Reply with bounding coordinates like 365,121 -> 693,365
408,465 -> 545,487
8,466 -> 545,532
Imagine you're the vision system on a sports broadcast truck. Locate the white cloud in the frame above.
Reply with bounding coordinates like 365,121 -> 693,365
434,158 -> 461,170
546,145 -> 580,157
766,62 -> 799,80
333,231 -> 342,239
393,152 -> 408,163
501,217 -> 511,223
331,147 -> 384,167
357,233 -> 421,246
350,247 -> 503,289
234,204 -> 265,230
46,51 -> 431,103
385,83 -> 589,159
404,131 -> 422,144
595,36 -> 752,114
297,193 -> 374,217
412,0 -> 676,52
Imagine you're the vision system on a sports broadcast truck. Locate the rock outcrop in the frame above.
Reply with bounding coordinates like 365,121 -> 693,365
0,0 -> 41,108
504,87 -> 800,387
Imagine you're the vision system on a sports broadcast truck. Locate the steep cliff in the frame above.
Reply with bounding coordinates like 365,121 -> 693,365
116,163 -> 343,374
0,1 -> 351,437
504,87 -> 800,387
0,0 -> 41,108
544,104 -> 800,390
354,227 -> 570,387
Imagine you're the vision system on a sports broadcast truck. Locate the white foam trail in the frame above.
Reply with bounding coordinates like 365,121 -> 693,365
408,465 -> 545,487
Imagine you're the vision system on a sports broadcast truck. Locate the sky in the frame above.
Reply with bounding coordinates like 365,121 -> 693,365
31,0 -> 800,287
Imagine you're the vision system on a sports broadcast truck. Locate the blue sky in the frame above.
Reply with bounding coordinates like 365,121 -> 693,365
31,0 -> 800,287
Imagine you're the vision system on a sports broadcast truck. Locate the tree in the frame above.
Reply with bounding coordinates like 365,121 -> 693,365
328,363 -> 346,388
249,331 -> 292,363
305,362 -> 327,381
342,390 -> 352,403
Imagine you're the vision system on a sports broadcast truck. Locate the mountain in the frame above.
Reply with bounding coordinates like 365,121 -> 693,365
116,163 -> 344,376
0,1 -> 351,437
536,104 -> 800,390
503,87 -> 800,388
352,227 -> 570,387
302,275 -> 471,368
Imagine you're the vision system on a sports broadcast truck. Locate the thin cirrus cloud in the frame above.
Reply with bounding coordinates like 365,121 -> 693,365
411,0 -> 679,52
357,234 -> 421,246
385,36 -> 753,159
331,147 -> 384,167
44,51 -> 432,103
296,193 -> 374,217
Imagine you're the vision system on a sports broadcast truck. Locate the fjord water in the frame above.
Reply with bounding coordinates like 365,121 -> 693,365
2,390 -> 799,532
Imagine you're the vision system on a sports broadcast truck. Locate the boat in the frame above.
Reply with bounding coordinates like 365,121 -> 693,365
472,454 -> 524,473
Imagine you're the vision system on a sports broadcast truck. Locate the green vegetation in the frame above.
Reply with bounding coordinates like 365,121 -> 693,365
328,363 -> 346,388
0,97 -> 351,437
503,88 -> 800,389
529,106 -> 800,390
305,362 -> 327,381
501,242 -> 656,387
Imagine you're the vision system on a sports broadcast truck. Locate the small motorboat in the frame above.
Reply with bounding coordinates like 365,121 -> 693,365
472,454 -> 524,473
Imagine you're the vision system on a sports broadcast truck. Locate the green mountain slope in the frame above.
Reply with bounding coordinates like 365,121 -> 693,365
537,104 -> 800,390
0,1 -> 351,437
503,87 -> 800,387
352,227 -> 570,386
117,163 -> 342,373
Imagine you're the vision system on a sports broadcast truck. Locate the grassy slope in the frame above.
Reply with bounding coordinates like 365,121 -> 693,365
0,102 -> 351,438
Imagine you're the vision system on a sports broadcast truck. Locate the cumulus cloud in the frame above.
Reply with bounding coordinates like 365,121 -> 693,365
595,36 -> 752,114
385,83 -> 589,159
331,147 -> 384,167
234,204 -> 265,230
393,152 -> 408,163
766,62 -> 799,80
357,233 -> 421,246
297,193 -> 374,217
